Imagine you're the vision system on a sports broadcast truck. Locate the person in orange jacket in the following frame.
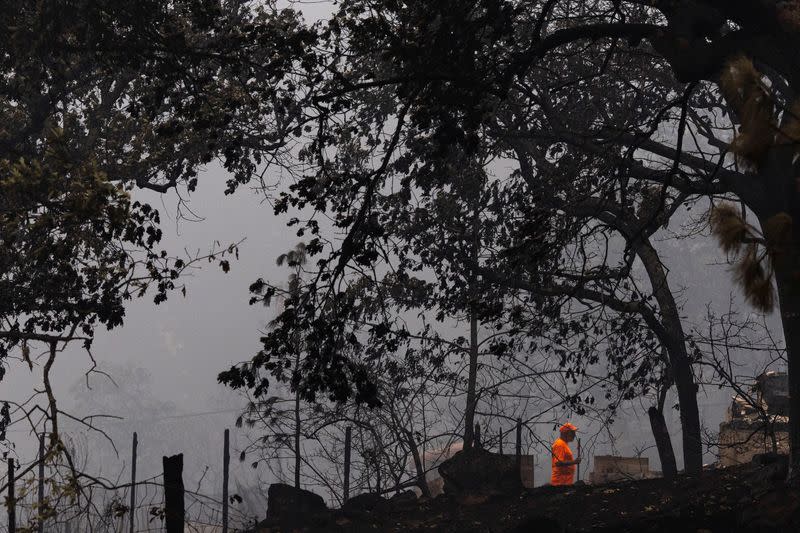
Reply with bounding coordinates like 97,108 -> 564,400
551,423 -> 581,486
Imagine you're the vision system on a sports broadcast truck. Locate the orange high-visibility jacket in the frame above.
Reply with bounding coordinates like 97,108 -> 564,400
551,437 -> 575,486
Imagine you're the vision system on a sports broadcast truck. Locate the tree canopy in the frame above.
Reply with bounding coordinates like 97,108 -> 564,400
215,0 -> 800,479
4,0 -> 800,485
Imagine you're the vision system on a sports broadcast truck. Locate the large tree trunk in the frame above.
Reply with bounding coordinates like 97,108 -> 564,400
637,241 -> 703,475
772,231 -> 800,483
667,337 -> 703,475
658,355 -> 703,476
648,406 -> 678,480
755,142 -> 800,483
649,374 -> 677,480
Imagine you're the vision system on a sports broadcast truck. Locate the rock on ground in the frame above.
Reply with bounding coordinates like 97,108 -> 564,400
438,447 -> 521,502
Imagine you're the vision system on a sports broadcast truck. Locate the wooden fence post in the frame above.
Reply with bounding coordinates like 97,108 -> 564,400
163,454 -> 185,533
8,458 -> 15,533
499,429 -> 504,455
223,429 -> 230,533
515,419 -> 522,480
343,427 -> 352,502
129,432 -> 137,533
37,433 -> 45,533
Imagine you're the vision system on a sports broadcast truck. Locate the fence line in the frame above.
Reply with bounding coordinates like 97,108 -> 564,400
7,458 -> 15,533
222,429 -> 229,533
1,419 -> 457,532
0,429 -> 259,533
130,431 -> 138,533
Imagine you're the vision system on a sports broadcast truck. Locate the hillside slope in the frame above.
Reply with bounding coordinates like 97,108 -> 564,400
253,457 -> 800,532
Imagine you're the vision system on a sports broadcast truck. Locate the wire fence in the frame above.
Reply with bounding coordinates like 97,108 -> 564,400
0,430 -> 260,533
3,418 -> 547,532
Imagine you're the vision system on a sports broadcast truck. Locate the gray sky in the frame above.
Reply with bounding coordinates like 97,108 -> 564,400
3,165 -> 294,415
6,0 -> 341,426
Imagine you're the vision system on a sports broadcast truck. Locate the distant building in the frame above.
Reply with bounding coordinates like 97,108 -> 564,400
588,455 -> 657,484
718,371 -> 790,467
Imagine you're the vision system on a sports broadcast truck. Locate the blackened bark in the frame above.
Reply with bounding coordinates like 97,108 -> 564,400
648,406 -> 678,480
772,231 -> 800,483
636,241 -> 703,475
756,142 -> 800,484
669,340 -> 703,475
163,454 -> 184,533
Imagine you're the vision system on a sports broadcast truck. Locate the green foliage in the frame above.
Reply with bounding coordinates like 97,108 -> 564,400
0,132 -> 166,354
0,0 -> 311,382
0,0 -> 316,192
218,1 -> 679,410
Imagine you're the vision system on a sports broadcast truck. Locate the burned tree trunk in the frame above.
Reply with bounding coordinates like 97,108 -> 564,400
648,406 -> 677,480
649,372 -> 678,480
163,454 -> 185,533
772,234 -> 800,484
635,239 -> 703,476
751,146 -> 800,484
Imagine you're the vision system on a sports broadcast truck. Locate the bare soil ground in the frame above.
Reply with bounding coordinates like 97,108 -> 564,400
253,460 -> 800,532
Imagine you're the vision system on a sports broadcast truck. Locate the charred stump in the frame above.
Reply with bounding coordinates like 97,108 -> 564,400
162,454 -> 185,533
